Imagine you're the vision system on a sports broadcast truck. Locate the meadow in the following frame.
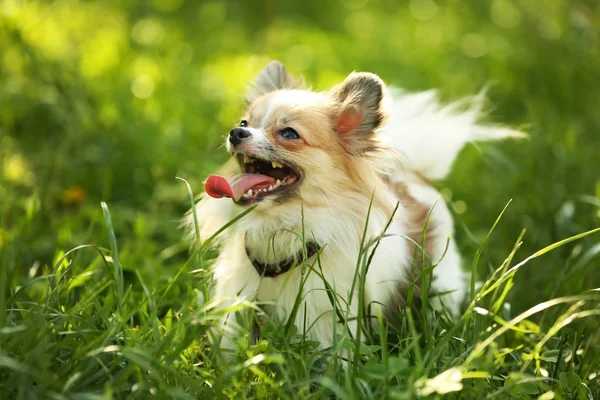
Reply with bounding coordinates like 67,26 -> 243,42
1,0 -> 600,398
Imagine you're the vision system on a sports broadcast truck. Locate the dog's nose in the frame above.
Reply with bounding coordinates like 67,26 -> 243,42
229,128 -> 251,146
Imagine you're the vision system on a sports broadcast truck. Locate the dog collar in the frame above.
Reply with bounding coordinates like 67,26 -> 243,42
245,240 -> 321,278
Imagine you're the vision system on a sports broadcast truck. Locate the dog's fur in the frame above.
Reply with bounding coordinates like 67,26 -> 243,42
184,61 -> 522,353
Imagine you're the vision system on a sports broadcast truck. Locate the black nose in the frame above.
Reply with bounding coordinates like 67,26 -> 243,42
229,127 -> 251,146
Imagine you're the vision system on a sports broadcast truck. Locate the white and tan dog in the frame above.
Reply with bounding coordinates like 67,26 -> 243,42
185,61 -> 521,353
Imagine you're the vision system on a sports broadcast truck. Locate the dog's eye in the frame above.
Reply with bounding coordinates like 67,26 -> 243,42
280,127 -> 300,140
239,120 -> 248,127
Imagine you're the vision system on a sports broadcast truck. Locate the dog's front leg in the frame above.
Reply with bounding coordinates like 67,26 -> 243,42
211,252 -> 261,361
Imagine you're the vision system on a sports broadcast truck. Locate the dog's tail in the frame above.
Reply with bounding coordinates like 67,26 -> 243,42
381,88 -> 525,181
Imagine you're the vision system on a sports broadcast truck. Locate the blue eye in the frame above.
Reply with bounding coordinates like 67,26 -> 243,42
280,127 -> 300,140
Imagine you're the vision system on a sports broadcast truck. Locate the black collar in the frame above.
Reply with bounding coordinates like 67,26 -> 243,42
245,240 -> 321,278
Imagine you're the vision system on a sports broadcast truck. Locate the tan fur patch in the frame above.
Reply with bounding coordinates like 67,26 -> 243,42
387,181 -> 439,314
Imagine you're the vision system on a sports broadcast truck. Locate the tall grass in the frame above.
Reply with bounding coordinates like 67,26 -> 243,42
1,193 -> 599,399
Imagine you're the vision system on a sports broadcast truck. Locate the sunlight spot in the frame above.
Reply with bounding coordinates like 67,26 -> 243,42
417,367 -> 464,396
564,350 -> 573,362
415,23 -> 443,48
80,29 -> 124,78
1,0 -> 18,16
3,153 -> 34,184
30,17 -> 69,59
538,17 -> 561,41
131,75 -> 155,99
410,0 -> 439,21
132,18 -> 164,45
462,33 -> 487,58
454,200 -> 467,214
570,10 -> 592,31
474,307 -> 490,315
538,391 -> 555,400
28,262 -> 39,278
440,188 -> 452,201
491,0 -> 521,29
558,201 -> 575,220
3,47 -> 23,72
131,57 -> 162,81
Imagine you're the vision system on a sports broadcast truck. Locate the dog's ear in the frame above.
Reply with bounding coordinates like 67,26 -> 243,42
329,72 -> 386,155
246,61 -> 302,103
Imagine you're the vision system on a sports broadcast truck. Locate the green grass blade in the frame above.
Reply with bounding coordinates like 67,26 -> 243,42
469,199 -> 512,302
176,177 -> 201,249
201,205 -> 257,249
100,202 -> 124,315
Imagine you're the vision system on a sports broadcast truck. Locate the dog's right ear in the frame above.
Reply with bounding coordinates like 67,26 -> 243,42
245,61 -> 302,103
329,72 -> 387,155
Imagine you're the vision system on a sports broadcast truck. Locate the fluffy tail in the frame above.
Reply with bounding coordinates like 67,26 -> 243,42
381,88 -> 525,181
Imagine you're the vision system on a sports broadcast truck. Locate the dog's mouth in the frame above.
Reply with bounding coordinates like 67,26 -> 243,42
205,154 -> 300,204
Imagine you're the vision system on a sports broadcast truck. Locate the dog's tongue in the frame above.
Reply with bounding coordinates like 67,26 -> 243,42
205,174 -> 276,201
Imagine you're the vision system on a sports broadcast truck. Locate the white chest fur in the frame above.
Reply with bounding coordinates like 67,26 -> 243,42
213,203 -> 416,348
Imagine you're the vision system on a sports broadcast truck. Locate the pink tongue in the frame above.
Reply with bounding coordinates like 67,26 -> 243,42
205,174 -> 276,201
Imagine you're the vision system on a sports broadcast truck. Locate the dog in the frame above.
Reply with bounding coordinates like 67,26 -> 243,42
184,60 -> 522,355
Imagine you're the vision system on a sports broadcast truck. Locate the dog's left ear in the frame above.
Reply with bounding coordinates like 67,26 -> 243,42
246,61 -> 302,103
329,72 -> 386,155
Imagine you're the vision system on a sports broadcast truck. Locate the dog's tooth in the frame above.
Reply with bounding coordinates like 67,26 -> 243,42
246,189 -> 253,196
243,155 -> 250,164
275,179 -> 281,188
268,185 -> 274,191
271,161 -> 283,169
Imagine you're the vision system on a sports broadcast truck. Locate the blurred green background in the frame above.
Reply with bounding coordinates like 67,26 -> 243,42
1,0 -> 599,315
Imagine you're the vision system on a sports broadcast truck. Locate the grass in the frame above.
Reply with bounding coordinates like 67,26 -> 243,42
1,192 -> 599,398
1,0 -> 600,398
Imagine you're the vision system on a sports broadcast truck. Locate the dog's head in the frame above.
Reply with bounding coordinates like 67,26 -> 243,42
205,61 -> 388,210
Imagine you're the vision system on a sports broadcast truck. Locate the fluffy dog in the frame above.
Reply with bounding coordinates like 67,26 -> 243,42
185,61 -> 521,354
